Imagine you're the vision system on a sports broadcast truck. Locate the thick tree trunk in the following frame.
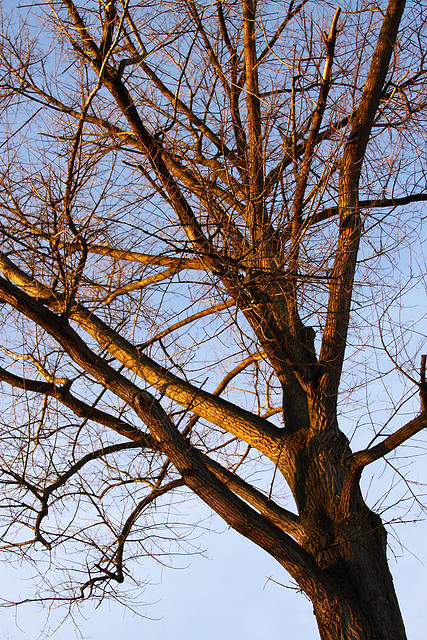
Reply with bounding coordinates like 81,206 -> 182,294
311,520 -> 407,640
279,398 -> 408,640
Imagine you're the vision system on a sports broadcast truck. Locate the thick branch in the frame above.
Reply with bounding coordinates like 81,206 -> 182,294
319,0 -> 406,399
133,390 -> 325,596
351,413 -> 427,471
198,452 -> 304,541
0,270 -> 283,462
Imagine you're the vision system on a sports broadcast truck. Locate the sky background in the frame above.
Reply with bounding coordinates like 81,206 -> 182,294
0,1 -> 426,638
1,494 -> 426,640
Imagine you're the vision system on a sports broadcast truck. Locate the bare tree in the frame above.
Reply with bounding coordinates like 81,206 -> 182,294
0,1 -> 426,638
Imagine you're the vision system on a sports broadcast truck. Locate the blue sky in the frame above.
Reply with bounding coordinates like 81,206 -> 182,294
0,1 -> 426,638
1,498 -> 426,640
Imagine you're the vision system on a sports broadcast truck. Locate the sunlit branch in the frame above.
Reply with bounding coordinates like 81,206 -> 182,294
121,9 -> 242,166
0,268 -> 283,460
138,299 -> 235,349
68,244 -> 204,270
133,390 -> 324,595
287,7 -> 340,329
60,0 -> 100,59
262,406 -> 283,418
186,0 -> 232,95
215,0 -> 247,162
161,152 -> 246,210
242,0 -> 264,240
104,266 -> 186,304
0,0 -> 424,630
213,352 -> 267,396
0,347 -> 67,385
0,251 -> 55,303
184,350 -> 267,435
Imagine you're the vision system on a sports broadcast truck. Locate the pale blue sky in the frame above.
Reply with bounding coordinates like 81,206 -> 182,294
0,1 -> 426,638
1,497 -> 426,640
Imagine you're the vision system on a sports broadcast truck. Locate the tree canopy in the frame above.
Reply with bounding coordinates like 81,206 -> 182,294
0,1 -> 426,638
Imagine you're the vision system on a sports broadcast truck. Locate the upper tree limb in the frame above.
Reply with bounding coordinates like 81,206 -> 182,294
319,0 -> 407,401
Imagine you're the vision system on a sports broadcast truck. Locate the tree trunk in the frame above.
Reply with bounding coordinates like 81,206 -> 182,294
280,399 -> 408,640
311,516 -> 407,640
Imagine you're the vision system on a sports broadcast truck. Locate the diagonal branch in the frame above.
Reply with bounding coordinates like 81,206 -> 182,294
340,411 -> 426,515
215,0 -> 247,161
104,266 -> 186,305
132,390 -> 326,595
198,451 -> 304,541
351,413 -> 427,471
0,365 -> 148,443
0,267 -> 284,462
120,5 -> 243,168
256,1 -> 309,68
138,299 -> 235,350
0,248 -> 303,443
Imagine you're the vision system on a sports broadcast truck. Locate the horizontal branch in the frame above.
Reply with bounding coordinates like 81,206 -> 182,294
67,244 -> 205,270
0,365 -> 148,443
311,192 -> 427,226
